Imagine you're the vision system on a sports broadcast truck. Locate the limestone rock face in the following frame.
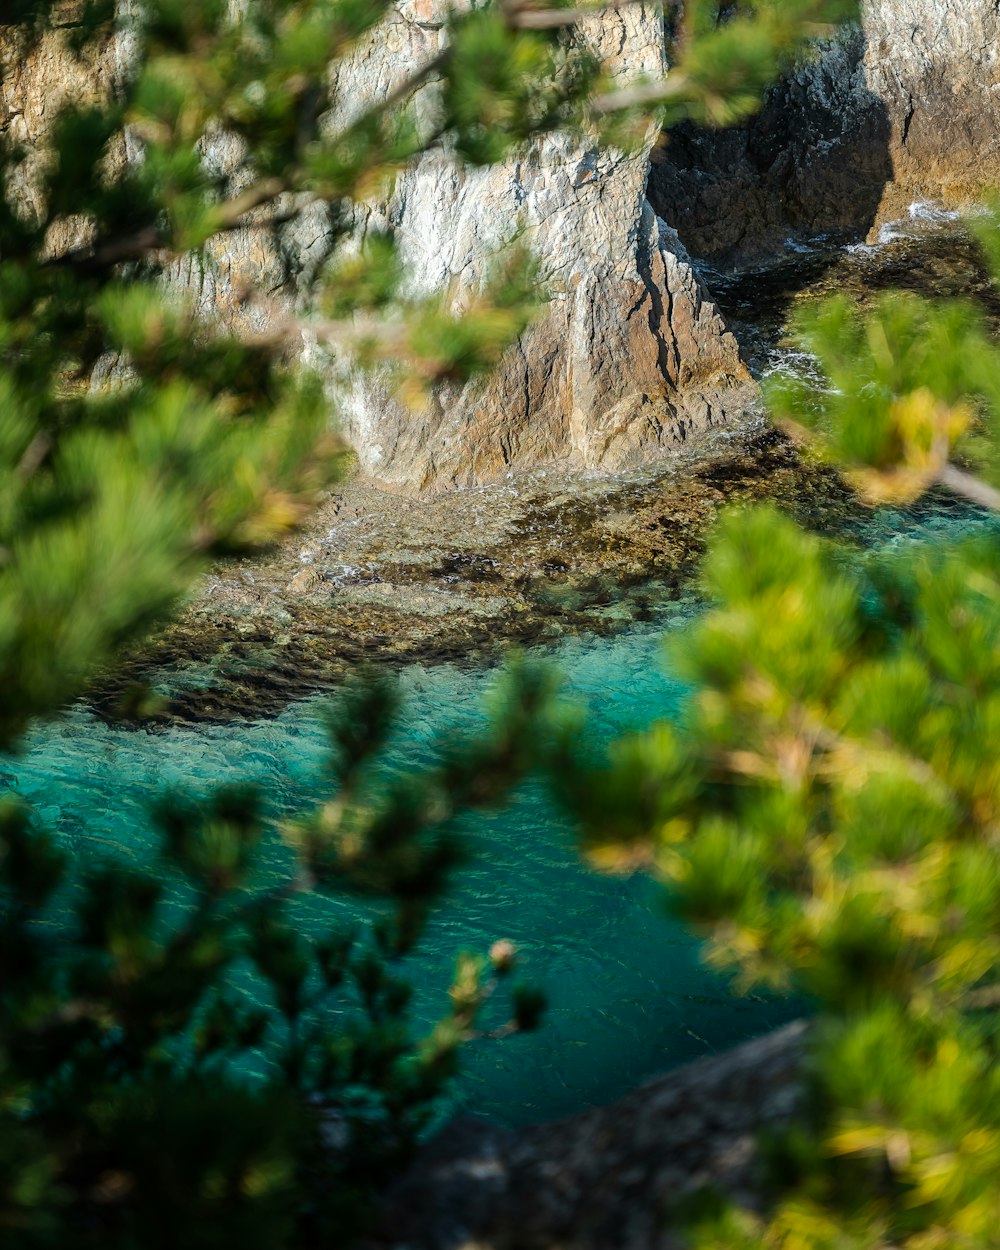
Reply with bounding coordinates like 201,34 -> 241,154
648,0 -> 1000,266
334,3 -> 750,490
12,2 -> 996,482
1,5 -> 751,492
343,165 -> 748,490
0,18 -> 132,257
863,0 -> 1000,204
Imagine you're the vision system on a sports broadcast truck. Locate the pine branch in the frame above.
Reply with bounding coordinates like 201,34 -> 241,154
43,177 -> 290,275
937,463 -> 1000,514
42,50 -> 451,276
503,0 -> 656,30
590,74 -> 690,113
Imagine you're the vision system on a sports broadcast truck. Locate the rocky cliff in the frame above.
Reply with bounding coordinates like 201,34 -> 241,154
328,2 -> 751,490
1,5 -> 751,491
0,13 -> 130,260
3,1 -> 997,486
647,0 -> 1000,267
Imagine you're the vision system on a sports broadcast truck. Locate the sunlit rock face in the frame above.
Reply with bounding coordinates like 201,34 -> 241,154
0,5 -> 751,492
0,19 -> 132,258
863,0 -> 1000,202
5,2 -> 999,483
338,153 -> 750,491
648,0 -> 1000,267
331,2 -> 750,490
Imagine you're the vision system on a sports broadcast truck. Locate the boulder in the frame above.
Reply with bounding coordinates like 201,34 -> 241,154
374,1021 -> 810,1250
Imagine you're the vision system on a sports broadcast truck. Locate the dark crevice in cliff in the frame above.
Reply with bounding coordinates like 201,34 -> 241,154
645,31 -> 892,275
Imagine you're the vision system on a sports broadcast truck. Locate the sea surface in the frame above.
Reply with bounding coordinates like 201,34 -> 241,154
8,599 -> 781,1127
6,210 -> 997,1128
5,490 -> 993,1127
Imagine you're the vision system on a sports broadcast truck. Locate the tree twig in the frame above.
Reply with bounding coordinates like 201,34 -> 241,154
505,0 -> 656,30
590,73 -> 690,114
42,51 -> 450,276
44,177 -> 291,275
937,463 -> 1000,514
961,983 -> 1000,1010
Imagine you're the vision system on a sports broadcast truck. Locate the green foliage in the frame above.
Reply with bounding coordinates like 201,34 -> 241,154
0,667 -> 557,1248
0,0 -> 848,741
556,213 -> 1000,1247
445,9 -> 597,165
767,278 -> 1000,504
0,0 -> 859,1244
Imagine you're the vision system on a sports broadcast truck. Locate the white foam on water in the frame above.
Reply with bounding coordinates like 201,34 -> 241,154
907,199 -> 962,224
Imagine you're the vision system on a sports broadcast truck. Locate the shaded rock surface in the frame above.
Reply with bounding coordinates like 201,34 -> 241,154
648,0 -> 1000,267
372,1022 -> 809,1250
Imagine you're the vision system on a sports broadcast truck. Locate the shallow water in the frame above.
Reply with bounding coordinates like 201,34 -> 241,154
6,490 -> 994,1127
7,602 -> 795,1127
8,214 -> 999,1128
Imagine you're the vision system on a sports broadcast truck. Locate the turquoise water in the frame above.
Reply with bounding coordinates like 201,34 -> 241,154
6,602 -> 796,1127
5,493 -> 995,1127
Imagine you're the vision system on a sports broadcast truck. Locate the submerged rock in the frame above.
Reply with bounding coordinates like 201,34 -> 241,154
78,220 -> 1000,723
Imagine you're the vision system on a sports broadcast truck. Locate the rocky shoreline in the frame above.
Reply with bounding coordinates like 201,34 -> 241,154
649,0 -> 1000,269
87,216 -> 996,726
88,422 -> 854,724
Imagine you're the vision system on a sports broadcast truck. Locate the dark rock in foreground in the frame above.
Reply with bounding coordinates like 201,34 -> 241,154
375,1022 -> 808,1250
